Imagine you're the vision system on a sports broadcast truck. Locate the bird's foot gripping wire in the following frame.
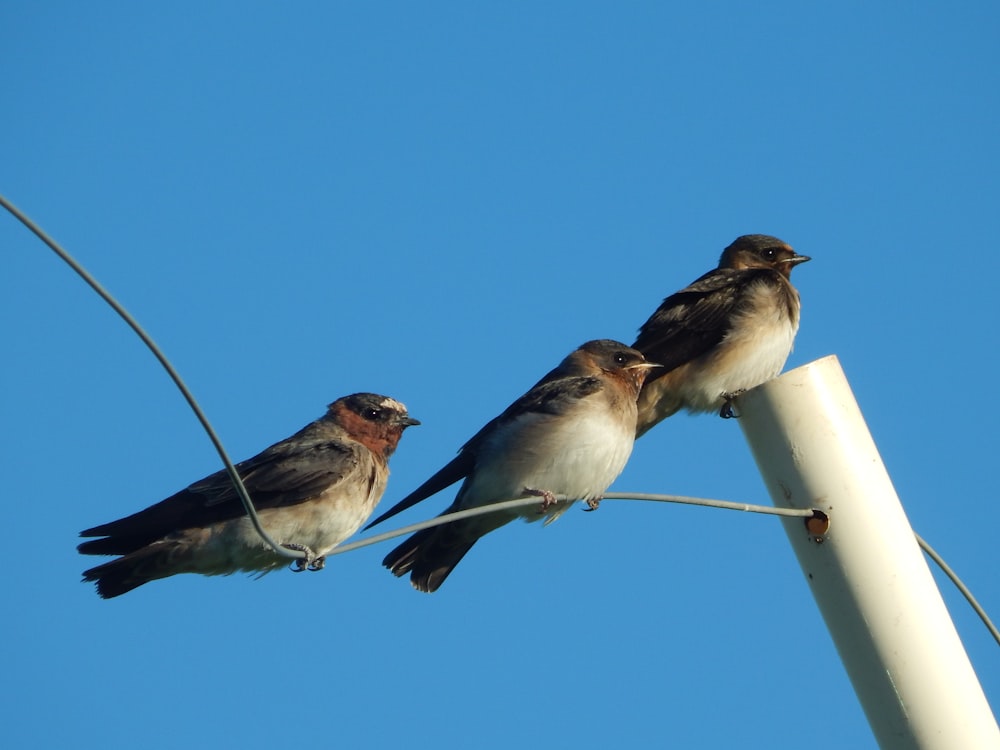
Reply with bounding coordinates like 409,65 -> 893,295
283,543 -> 325,572
583,497 -> 602,512
719,390 -> 746,419
524,487 -> 559,514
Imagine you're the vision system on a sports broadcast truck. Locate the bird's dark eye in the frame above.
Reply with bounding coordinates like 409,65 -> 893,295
614,352 -> 628,365
364,408 -> 381,420
762,248 -> 777,260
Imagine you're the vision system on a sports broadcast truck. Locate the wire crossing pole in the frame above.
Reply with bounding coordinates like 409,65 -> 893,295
738,355 -> 999,750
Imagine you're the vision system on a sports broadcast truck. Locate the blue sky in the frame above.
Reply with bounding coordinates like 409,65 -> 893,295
3,3 -> 998,748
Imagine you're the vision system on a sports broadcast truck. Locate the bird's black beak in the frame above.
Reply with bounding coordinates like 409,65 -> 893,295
784,254 -> 811,267
399,416 -> 421,427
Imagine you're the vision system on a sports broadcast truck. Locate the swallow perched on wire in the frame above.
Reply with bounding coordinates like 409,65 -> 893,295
78,393 -> 419,598
369,339 -> 658,593
632,234 -> 810,435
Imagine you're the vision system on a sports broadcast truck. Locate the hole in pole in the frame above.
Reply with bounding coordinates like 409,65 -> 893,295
806,509 -> 830,541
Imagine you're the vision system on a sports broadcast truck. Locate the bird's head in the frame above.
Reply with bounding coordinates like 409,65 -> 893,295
719,234 -> 810,279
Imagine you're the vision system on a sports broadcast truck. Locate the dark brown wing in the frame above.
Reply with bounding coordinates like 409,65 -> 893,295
634,268 -> 761,378
79,427 -> 360,556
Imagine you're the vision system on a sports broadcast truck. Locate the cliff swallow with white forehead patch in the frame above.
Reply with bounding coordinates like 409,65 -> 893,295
79,393 -> 418,598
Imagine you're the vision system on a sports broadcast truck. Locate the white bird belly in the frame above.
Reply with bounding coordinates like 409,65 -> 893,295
462,406 -> 635,526
678,307 -> 797,413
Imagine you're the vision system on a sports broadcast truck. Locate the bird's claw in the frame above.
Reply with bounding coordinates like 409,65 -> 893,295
583,497 -> 602,512
524,486 -> 558,513
719,390 -> 745,419
283,543 -> 320,573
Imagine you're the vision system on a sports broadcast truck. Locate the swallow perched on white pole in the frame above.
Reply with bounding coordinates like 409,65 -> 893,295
370,339 -> 658,593
632,234 -> 810,435
79,393 -> 419,598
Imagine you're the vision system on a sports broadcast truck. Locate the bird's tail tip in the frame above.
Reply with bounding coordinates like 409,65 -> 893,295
81,562 -> 151,599
80,544 -> 174,599
383,529 -> 475,594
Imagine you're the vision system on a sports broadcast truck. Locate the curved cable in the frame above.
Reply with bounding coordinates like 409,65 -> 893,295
916,533 -> 1000,647
1,192 -> 304,562
333,494 -> 1000,649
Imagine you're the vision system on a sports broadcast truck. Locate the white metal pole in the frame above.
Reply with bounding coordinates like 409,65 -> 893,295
737,355 -> 1000,750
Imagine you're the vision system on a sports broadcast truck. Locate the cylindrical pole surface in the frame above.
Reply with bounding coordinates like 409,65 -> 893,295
738,355 -> 999,750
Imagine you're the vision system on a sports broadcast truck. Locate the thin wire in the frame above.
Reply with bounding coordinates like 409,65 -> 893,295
329,491 -> 818,557
334,494 -> 1000,649
1,192 -> 303,562
916,533 -> 1000,647
603,491 -> 817,516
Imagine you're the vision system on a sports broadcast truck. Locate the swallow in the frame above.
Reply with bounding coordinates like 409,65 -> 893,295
632,234 -> 810,435
78,393 -> 419,598
369,339 -> 658,593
